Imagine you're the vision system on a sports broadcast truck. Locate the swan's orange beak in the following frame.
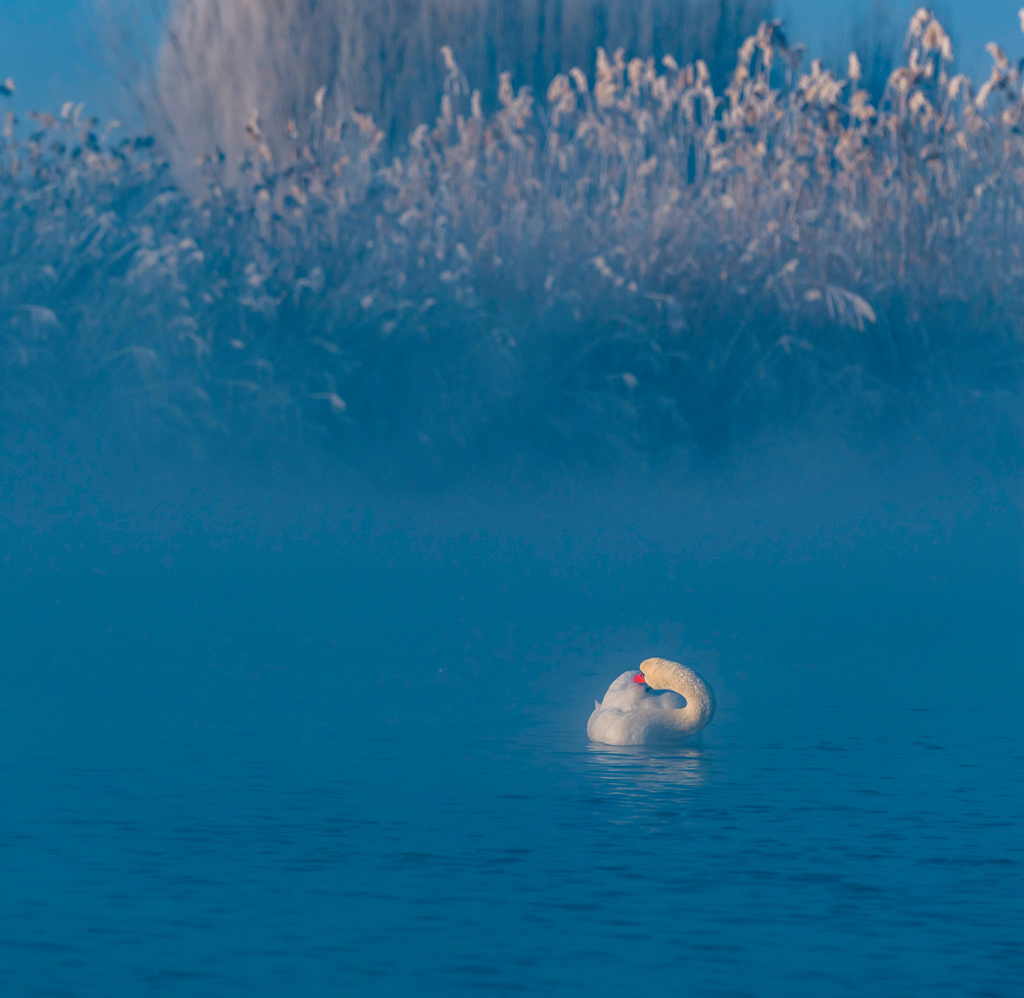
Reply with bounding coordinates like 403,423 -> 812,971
633,672 -> 646,684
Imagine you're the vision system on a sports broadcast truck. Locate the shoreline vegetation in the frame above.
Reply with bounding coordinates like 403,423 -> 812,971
1,7 -> 1022,483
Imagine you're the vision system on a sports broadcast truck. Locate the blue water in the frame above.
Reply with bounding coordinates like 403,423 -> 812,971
1,450 -> 1022,996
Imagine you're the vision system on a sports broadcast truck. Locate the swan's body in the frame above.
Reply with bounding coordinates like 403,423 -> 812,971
587,657 -> 716,746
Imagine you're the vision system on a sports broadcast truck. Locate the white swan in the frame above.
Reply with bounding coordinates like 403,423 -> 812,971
587,657 -> 716,746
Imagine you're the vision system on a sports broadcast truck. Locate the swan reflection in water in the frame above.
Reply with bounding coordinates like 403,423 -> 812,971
587,742 -> 708,786
581,747 -> 710,832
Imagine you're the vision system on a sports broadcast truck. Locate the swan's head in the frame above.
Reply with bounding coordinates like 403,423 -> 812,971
636,657 -> 683,691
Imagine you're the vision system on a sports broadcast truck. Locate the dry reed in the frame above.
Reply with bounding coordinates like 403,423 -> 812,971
151,0 -> 771,180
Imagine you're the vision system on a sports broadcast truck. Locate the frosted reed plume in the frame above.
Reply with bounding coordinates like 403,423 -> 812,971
151,0 -> 770,179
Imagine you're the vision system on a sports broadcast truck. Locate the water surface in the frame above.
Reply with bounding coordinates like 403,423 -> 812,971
1,459 -> 1021,996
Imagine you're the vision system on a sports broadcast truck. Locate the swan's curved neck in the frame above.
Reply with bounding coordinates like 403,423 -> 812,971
642,657 -> 716,735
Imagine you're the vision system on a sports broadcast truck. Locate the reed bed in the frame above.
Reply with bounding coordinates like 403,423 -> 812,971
2,9 -> 1022,478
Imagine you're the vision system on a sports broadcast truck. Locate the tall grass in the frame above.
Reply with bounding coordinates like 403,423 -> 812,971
2,9 -> 1022,479
151,0 -> 771,179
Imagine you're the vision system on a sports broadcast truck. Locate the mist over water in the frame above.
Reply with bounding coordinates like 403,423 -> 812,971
2,419 -> 1021,995
2,3 -> 1024,995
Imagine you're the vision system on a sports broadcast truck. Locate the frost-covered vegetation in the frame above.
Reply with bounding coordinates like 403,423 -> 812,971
151,0 -> 770,170
2,8 -> 1022,479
